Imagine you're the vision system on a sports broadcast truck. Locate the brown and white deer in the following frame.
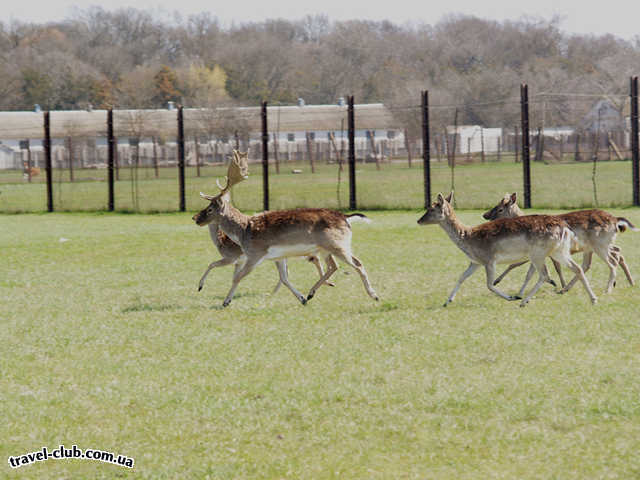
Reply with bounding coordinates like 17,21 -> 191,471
197,222 -> 333,293
197,151 -> 335,295
193,151 -> 378,307
483,192 -> 636,294
418,192 -> 597,307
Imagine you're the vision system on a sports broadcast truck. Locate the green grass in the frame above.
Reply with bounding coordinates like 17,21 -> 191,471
0,158 -> 636,213
2,209 -> 640,478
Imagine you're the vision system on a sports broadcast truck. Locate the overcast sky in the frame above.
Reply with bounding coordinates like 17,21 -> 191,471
3,0 -> 639,41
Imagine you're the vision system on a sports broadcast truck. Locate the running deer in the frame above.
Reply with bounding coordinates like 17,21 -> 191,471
197,151 -> 334,295
483,192 -> 636,294
418,192 -> 597,307
197,223 -> 333,293
192,151 -> 378,307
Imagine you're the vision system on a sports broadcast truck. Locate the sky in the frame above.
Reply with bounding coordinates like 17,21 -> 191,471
2,0 -> 640,41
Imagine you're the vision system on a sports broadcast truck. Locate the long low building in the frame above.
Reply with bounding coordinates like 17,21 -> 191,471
0,103 -> 398,141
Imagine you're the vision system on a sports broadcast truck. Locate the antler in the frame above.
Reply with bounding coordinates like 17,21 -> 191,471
217,150 -> 249,193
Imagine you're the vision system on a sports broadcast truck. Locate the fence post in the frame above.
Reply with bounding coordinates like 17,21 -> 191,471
422,90 -> 431,208
107,109 -> 115,211
261,101 -> 269,211
177,106 -> 186,212
520,84 -> 532,208
348,96 -> 356,210
44,111 -> 53,212
631,76 -> 639,206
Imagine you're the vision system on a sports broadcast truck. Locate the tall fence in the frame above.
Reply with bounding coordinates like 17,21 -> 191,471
1,80 -> 639,213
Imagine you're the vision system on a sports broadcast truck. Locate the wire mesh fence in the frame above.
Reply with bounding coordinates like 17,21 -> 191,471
1,83 -> 639,214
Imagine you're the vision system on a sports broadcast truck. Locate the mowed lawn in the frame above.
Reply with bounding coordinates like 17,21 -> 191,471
2,210 -> 640,478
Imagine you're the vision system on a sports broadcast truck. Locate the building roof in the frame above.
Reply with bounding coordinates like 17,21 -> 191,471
0,104 -> 397,140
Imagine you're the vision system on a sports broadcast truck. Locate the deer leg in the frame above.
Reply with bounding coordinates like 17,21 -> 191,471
198,257 -> 236,291
517,262 -> 555,297
275,260 -> 307,305
271,259 -> 287,295
307,255 -> 339,301
343,254 -> 379,301
618,254 -> 634,286
309,255 -> 335,287
520,260 -> 550,307
593,246 -> 618,294
444,262 -> 480,306
493,260 -> 528,286
486,263 -> 522,301
564,257 -> 597,304
222,256 -> 264,307
560,251 -> 592,294
550,258 -> 564,289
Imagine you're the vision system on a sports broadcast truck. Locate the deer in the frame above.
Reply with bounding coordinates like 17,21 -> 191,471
197,151 -> 335,295
483,192 -> 637,295
192,151 -> 378,307
418,192 -> 597,307
197,222 -> 334,294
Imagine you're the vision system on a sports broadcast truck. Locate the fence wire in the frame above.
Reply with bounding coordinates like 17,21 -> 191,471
1,88 -> 639,213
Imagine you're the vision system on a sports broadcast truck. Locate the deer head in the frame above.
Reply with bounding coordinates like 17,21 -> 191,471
482,192 -> 518,220
417,192 -> 453,225
193,150 -> 249,226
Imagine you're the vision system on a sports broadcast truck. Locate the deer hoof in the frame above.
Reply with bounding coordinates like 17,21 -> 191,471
493,279 -> 501,286
198,285 -> 203,292
222,299 -> 231,307
307,293 -> 315,301
301,297 -> 307,305
548,279 -> 557,287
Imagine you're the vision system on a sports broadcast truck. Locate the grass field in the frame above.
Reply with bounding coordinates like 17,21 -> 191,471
0,158 -> 636,213
2,209 -> 640,478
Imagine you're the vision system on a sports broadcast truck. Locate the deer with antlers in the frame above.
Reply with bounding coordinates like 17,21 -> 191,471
193,150 -> 378,307
483,192 -> 637,295
418,192 -> 597,307
197,151 -> 335,295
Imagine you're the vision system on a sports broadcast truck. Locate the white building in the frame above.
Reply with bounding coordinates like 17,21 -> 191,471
447,126 -> 503,153
0,144 -> 17,169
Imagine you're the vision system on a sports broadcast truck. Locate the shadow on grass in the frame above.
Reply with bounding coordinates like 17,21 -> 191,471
121,303 -> 183,313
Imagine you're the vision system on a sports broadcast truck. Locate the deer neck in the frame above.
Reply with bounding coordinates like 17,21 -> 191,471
218,202 -> 250,245
207,223 -> 222,248
439,209 -> 474,253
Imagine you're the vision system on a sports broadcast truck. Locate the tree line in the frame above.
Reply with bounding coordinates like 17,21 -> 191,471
1,9 -> 640,128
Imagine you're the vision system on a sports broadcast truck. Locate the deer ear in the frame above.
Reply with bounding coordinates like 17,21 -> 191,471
444,191 -> 454,203
436,193 -> 445,204
509,192 -> 517,205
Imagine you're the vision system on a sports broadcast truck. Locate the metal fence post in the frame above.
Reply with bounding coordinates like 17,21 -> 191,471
520,84 -> 532,208
348,96 -> 356,210
107,109 -> 115,211
177,106 -> 186,212
631,76 -> 639,206
422,90 -> 431,208
261,101 -> 269,211
44,111 -> 53,212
